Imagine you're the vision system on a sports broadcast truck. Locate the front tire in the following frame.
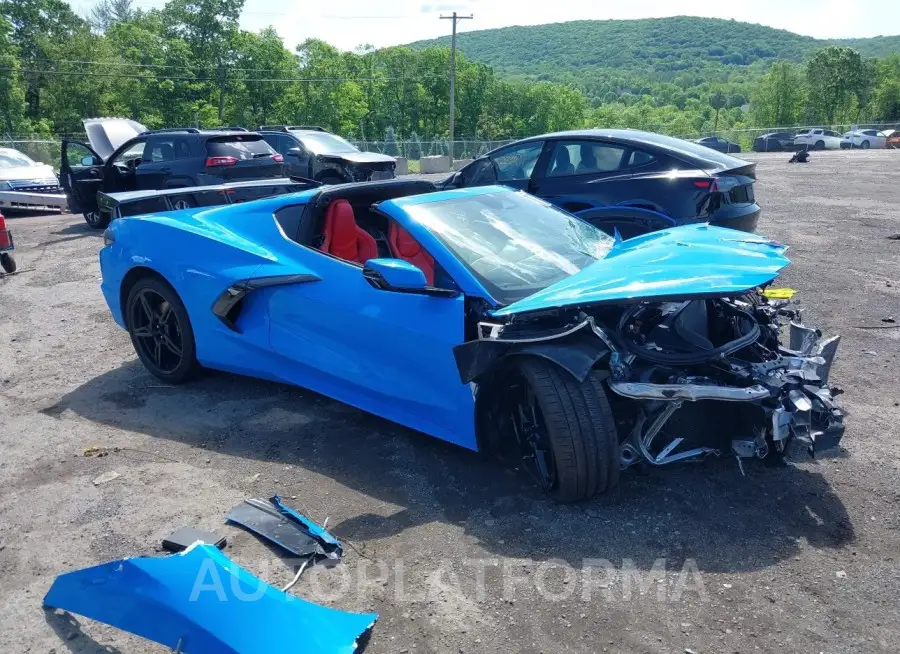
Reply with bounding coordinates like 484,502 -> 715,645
814,140 -> 826,151
125,277 -> 199,383
861,140 -> 870,149
84,210 -> 110,229
507,359 -> 619,502
0,252 -> 16,274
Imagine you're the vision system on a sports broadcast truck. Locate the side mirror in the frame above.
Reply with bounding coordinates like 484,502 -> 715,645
80,155 -> 96,166
363,258 -> 428,292
287,147 -> 303,157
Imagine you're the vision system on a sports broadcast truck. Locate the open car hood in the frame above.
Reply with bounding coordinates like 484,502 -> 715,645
321,151 -> 396,164
491,224 -> 790,317
83,117 -> 148,161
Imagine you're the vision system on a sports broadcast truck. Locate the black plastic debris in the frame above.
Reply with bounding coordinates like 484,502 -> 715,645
162,527 -> 226,553
226,495 -> 342,562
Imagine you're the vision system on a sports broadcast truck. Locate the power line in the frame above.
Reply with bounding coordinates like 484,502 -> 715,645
23,58 -> 440,76
0,66 -> 440,83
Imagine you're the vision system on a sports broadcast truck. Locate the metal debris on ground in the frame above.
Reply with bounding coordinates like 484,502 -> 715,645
91,471 -> 120,485
43,543 -> 377,654
162,527 -> 227,553
226,495 -> 342,562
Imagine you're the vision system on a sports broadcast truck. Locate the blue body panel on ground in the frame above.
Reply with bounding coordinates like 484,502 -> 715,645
43,543 -> 376,654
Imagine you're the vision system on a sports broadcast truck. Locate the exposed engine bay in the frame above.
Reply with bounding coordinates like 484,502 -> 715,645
462,289 -> 845,470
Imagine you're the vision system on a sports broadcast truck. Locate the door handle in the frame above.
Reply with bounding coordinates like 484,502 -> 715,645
158,167 -> 171,173
88,169 -> 100,177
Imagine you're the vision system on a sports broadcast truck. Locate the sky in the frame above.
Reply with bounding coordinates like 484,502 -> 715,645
67,0 -> 899,51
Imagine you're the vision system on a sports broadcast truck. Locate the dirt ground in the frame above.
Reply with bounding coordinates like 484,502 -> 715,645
1,149 -> 898,653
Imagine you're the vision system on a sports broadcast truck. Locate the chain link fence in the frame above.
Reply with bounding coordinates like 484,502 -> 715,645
4,121 -> 897,172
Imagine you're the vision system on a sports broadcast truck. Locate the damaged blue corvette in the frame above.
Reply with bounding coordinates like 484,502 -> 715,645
99,179 -> 844,502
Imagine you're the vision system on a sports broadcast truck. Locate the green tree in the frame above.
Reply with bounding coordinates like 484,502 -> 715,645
749,61 -> 803,126
1,0 -> 89,119
90,0 -> 138,32
407,132 -> 422,159
805,46 -> 867,123
709,89 -> 727,131
383,126 -> 399,156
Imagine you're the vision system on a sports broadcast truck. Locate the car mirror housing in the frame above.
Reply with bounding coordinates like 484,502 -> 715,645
287,147 -> 303,157
81,155 -> 97,166
363,258 -> 428,292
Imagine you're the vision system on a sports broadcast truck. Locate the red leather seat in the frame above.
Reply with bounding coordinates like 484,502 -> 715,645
321,199 -> 378,265
389,223 -> 435,285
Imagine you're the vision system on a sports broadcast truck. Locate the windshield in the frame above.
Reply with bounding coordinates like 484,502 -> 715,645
293,132 -> 359,155
0,150 -> 37,168
405,190 -> 615,304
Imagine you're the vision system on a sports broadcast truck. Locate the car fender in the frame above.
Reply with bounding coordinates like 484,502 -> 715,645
454,334 -> 609,385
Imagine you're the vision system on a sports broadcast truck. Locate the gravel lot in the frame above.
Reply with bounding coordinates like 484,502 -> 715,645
1,149 -> 898,653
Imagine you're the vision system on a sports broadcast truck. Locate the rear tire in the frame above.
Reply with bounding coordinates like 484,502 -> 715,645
84,210 -> 110,229
125,277 -> 200,384
507,358 -> 619,502
0,252 -> 16,274
814,140 -> 826,151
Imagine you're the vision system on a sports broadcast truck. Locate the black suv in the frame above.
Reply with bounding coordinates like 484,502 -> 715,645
259,126 -> 396,185
61,118 -> 284,228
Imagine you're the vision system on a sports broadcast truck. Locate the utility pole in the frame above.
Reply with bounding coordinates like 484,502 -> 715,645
440,11 -> 473,163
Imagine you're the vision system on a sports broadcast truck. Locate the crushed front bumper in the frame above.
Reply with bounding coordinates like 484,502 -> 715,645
609,319 -> 844,467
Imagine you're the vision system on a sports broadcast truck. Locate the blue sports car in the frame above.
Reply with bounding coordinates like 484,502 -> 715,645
99,179 -> 844,501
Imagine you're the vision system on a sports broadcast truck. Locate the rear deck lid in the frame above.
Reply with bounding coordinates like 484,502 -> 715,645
491,224 -> 790,317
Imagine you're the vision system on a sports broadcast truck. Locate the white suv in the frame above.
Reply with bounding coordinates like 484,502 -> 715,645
794,128 -> 842,150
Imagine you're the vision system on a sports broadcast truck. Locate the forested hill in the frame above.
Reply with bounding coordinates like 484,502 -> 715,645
409,16 -> 900,98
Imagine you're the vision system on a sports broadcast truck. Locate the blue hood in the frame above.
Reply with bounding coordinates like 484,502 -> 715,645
491,224 -> 789,317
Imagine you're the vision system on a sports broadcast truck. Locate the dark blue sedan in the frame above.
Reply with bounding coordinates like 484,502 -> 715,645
442,129 -> 760,237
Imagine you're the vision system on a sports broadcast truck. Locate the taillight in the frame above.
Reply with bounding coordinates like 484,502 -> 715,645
272,153 -> 284,163
693,180 -> 712,189
0,213 -> 10,249
206,156 -> 238,167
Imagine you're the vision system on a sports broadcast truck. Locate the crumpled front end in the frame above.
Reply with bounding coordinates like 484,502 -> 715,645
472,289 -> 845,471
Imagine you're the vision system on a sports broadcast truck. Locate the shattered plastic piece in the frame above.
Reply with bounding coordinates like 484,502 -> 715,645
227,496 -> 342,561
92,471 -> 120,485
763,287 -> 796,300
162,527 -> 226,553
43,543 -> 376,654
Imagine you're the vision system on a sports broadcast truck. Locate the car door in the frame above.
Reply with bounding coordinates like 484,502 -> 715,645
529,139 -> 640,213
281,135 -> 312,178
60,140 -> 106,214
137,136 -> 192,190
265,235 -> 476,448
457,140 -> 546,192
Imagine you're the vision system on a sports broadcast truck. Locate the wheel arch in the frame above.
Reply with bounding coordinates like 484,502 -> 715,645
465,339 -> 610,454
119,266 -> 176,328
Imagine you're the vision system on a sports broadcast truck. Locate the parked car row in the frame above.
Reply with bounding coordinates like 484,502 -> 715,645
60,118 -> 398,228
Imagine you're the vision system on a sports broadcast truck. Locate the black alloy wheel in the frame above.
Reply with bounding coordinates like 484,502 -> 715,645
126,278 -> 199,382
508,373 -> 557,492
84,210 -> 110,229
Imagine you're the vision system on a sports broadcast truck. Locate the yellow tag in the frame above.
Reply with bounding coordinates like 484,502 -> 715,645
763,288 -> 796,300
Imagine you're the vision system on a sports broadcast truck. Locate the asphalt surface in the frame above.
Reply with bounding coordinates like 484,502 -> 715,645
1,149 -> 899,653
